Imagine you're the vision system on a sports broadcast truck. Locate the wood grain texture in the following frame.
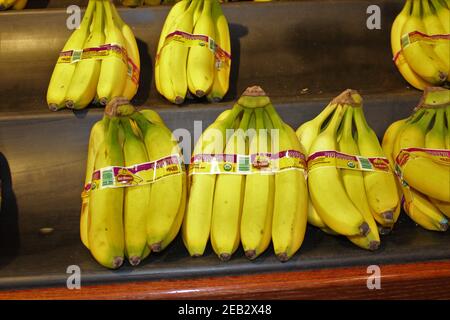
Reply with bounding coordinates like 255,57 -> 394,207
1,260 -> 449,300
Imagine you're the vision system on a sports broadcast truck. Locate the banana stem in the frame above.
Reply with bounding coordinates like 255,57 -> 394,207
103,0 -> 115,31
340,106 -> 354,140
110,0 -> 125,28
323,104 -> 345,135
80,0 -> 96,32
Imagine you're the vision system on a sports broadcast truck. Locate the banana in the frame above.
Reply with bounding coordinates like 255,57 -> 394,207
403,187 -> 448,231
266,105 -> 308,261
391,0 -> 431,90
183,105 -> 242,256
382,118 -> 409,168
431,0 -> 450,34
140,108 -> 165,125
111,3 -> 141,101
155,0 -> 191,101
97,0 -> 128,105
120,117 -> 151,266
210,109 -> 251,261
207,0 -> 231,102
131,112 -> 185,252
338,107 -> 380,250
308,101 -> 369,236
80,116 -> 110,249
240,108 -> 274,260
0,0 -> 16,10
12,0 -> 27,10
187,0 -> 215,97
394,108 -> 450,202
401,0 -> 448,85
425,108 -> 447,149
47,0 -> 95,111
446,105 -> 450,149
161,0 -> 200,104
422,0 -> 450,74
88,117 -> 125,269
353,103 -> 400,226
65,0 -> 105,110
429,197 -> 450,217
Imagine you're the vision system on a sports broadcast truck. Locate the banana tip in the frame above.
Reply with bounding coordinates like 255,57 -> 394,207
48,104 -> 59,112
112,256 -> 124,269
99,97 -> 108,106
192,253 -> 202,258
369,241 -> 380,251
129,256 -> 141,267
195,90 -> 205,98
359,222 -> 370,236
65,100 -> 74,109
276,253 -> 289,262
245,250 -> 257,260
440,220 -> 449,232
219,253 -> 231,261
150,242 -> 162,253
382,211 -> 394,222
175,96 -> 184,105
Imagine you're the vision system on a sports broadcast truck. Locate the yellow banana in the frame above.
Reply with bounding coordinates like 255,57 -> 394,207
0,0 -> 17,10
401,0 -> 448,85
120,117 -> 151,266
88,117 -> 125,269
425,108 -> 447,149
111,3 -> 141,101
308,101 -> 368,236
80,116 -> 109,249
47,0 -> 95,111
65,0 -> 105,110
240,108 -> 274,260
390,0 -> 431,90
187,0 -> 215,97
12,0 -> 27,10
131,112 -> 184,252
97,0 -> 128,105
207,0 -> 231,102
431,0 -> 450,34
338,107 -> 380,250
266,105 -> 308,261
353,103 -> 400,225
183,105 -> 242,256
155,0 -> 190,101
210,109 -> 251,261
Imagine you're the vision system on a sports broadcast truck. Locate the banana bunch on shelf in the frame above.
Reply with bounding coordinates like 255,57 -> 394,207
81,98 -> 186,269
47,0 -> 140,111
156,0 -> 231,104
391,0 -> 450,90
184,86 -> 308,262
297,89 -> 401,250
382,87 -> 450,231
0,0 -> 27,10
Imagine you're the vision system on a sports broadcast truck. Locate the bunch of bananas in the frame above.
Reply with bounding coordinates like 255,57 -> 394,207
0,0 -> 27,10
156,0 -> 231,104
81,98 -> 186,269
297,89 -> 401,250
391,0 -> 450,90
183,86 -> 308,262
47,0 -> 140,111
382,87 -> 450,231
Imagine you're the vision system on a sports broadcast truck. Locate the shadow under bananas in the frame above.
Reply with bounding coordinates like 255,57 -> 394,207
133,37 -> 153,106
0,152 -> 20,268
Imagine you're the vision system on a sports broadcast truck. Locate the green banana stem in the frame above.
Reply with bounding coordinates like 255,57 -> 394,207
130,111 -> 153,136
415,108 -> 436,132
340,106 -> 354,140
106,117 -> 125,165
103,0 -> 115,31
80,0 -> 96,31
238,109 -> 253,131
120,117 -> 136,139
111,0 -> 126,27
323,104 -> 345,135
315,102 -> 339,130
264,103 -> 284,130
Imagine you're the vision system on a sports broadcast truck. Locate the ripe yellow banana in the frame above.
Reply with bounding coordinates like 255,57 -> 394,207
210,109 -> 251,261
80,116 -> 110,249
12,0 -> 27,10
382,118 -> 409,168
207,0 -> 231,102
394,108 -> 450,202
401,0 -> 448,84
390,0 -> 431,90
431,0 -> 450,34
120,117 -> 151,266
308,102 -> 368,236
47,0 -> 95,111
65,0 -> 105,110
155,0 -> 190,102
240,108 -> 274,260
183,105 -> 242,256
422,0 -> 450,74
162,0 -> 200,104
187,0 -> 215,97
88,117 -> 125,269
0,0 -> 17,10
425,108 -> 447,149
131,112 -> 184,252
97,0 -> 128,105
353,104 -> 400,225
338,107 -> 380,250
111,3 -> 141,101
266,105 -> 308,261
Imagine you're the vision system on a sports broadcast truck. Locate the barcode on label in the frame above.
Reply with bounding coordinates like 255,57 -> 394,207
238,155 -> 250,173
71,50 -> 83,63
102,169 -> 114,187
359,157 -> 373,170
